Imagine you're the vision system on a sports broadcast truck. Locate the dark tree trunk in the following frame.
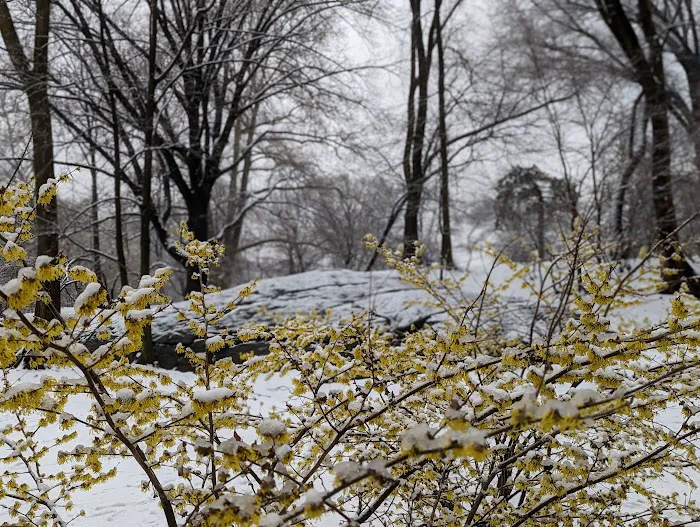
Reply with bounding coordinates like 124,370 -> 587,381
403,0 -> 437,259
224,105 -> 257,285
403,183 -> 423,257
99,0 -> 128,292
110,103 -> 129,291
0,0 -> 61,319
28,88 -> 60,319
140,0 -> 158,363
535,195 -> 545,260
435,0 -> 454,269
614,105 -> 646,258
686,72 -> 700,176
659,1 -> 700,178
596,0 -> 699,294
613,150 -> 644,250
29,1 -> 59,320
88,140 -> 103,284
185,191 -> 211,294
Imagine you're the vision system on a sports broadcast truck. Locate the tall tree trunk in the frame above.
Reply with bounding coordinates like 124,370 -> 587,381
646,84 -> 696,291
140,0 -> 158,363
110,103 -> 129,291
88,139 -> 103,284
224,105 -> 258,285
686,71 -> 700,176
229,114 -> 256,259
435,0 -> 454,269
403,0 -> 436,259
99,0 -> 128,292
597,0 -> 698,294
660,1 -> 700,178
224,121 -> 241,286
0,0 -> 61,319
535,196 -> 545,259
639,0 -> 697,293
614,113 -> 646,258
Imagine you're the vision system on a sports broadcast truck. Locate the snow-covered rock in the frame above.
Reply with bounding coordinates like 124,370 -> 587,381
149,269 -> 441,369
78,268 -> 536,370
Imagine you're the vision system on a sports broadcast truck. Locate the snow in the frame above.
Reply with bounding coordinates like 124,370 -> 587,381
302,488 -> 324,507
54,264 -> 543,370
0,365 -> 695,526
37,178 -> 56,200
74,282 -> 102,312
35,255 -> 53,268
332,461 -> 363,482
0,370 -> 294,526
260,512 -> 283,527
1,267 -> 35,295
1,382 -> 41,402
122,287 -> 154,305
151,269 -> 473,344
124,308 -> 153,321
205,335 -> 224,347
192,387 -> 234,404
258,419 -> 287,437
0,276 -> 20,295
118,265 -> 537,362
114,388 -> 135,401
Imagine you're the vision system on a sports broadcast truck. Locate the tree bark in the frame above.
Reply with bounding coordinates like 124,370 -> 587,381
686,71 -> 700,176
654,1 -> 700,178
403,0 -> 437,258
224,105 -> 258,285
0,0 -> 61,318
88,137 -> 103,284
140,0 -> 158,363
596,0 -> 698,294
98,0 -> 128,292
185,190 -> 211,294
435,0 -> 454,269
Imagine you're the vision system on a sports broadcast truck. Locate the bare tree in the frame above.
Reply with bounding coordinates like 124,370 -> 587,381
402,0 -> 439,258
51,0 -> 372,293
648,1 -> 700,175
499,0 -> 699,293
594,0 -> 698,293
435,0 -> 454,268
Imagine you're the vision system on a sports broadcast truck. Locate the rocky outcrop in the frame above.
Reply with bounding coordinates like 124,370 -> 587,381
77,268 -> 538,371
147,270 -> 441,370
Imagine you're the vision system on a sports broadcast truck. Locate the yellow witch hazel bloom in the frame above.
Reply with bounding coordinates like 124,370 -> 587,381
1,267 -> 40,310
3,172 -> 700,527
35,255 -> 66,282
37,172 -> 72,207
68,265 -> 99,283
2,240 -> 26,262
73,282 -> 106,316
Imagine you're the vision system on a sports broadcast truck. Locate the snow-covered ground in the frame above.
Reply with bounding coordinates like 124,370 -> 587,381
0,369 -> 297,526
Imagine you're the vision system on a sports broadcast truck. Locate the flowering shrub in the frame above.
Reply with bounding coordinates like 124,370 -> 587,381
1,180 -> 700,526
